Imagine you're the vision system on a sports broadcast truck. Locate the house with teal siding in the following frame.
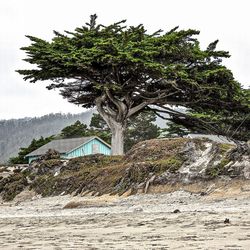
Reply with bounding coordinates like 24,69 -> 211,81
26,136 -> 111,164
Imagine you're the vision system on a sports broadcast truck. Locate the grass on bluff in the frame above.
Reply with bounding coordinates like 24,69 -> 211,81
31,155 -> 126,197
30,139 -> 189,197
0,173 -> 28,201
0,138 -> 236,201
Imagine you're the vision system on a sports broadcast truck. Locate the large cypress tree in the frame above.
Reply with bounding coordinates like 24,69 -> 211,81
17,15 -> 249,154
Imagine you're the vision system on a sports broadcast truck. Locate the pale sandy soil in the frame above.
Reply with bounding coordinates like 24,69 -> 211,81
0,181 -> 250,249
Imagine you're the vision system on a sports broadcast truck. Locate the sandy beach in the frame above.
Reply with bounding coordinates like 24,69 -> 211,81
0,181 -> 250,250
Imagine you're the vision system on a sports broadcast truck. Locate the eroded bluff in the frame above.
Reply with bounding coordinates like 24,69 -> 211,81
0,138 -> 249,201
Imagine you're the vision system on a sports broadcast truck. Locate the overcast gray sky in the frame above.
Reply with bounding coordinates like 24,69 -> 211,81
0,0 -> 249,120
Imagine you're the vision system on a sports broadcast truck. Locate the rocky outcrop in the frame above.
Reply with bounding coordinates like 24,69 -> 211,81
0,138 -> 249,201
224,146 -> 250,179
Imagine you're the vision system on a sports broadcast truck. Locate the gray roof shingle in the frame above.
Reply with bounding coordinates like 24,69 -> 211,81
26,136 -> 97,157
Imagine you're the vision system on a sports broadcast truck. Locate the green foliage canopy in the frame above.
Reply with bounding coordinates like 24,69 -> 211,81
124,111 -> 160,151
60,119 -> 111,144
60,120 -> 88,138
161,121 -> 190,138
17,15 -> 249,142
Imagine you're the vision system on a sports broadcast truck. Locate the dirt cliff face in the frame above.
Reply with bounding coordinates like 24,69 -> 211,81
0,138 -> 249,201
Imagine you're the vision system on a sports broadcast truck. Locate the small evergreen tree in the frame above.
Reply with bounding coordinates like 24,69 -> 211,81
90,113 -> 109,131
9,136 -> 54,164
124,111 -> 160,151
89,113 -> 112,143
60,120 -> 89,138
161,121 -> 190,138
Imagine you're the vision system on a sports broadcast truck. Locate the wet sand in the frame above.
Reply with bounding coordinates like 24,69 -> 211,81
0,186 -> 250,249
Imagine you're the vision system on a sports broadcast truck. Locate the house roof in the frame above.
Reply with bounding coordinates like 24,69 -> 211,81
186,134 -> 235,144
26,136 -> 110,157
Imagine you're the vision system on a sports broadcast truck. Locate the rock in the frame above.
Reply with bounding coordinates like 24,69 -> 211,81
39,149 -> 60,161
144,175 -> 156,194
54,171 -> 59,177
200,192 -> 207,196
225,155 -> 250,179
26,176 -> 33,184
133,206 -> 143,212
219,175 -> 232,181
173,209 -> 181,213
137,182 -> 145,189
70,190 -> 78,196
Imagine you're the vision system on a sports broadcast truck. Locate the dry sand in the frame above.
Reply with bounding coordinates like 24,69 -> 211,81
0,181 -> 250,249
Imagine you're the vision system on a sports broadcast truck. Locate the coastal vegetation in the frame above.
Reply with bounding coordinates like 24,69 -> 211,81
1,138 -> 248,202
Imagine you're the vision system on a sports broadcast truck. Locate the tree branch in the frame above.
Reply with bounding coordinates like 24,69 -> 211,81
127,100 -> 155,117
147,106 -> 224,136
105,89 -> 128,122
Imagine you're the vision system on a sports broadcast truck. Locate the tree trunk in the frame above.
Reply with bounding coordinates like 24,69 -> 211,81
110,123 -> 125,155
95,94 -> 136,155
95,100 -> 126,155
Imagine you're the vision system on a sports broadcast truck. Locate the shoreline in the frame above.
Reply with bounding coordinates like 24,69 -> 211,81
0,181 -> 250,249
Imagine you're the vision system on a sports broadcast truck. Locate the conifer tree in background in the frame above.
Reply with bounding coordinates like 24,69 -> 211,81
60,118 -> 112,144
124,111 -> 160,151
89,113 -> 112,144
17,15 -> 250,154
60,120 -> 89,138
9,136 -> 54,164
90,113 -> 109,131
161,121 -> 190,138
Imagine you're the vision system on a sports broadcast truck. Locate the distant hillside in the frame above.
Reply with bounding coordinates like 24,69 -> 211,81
0,111 -> 94,163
